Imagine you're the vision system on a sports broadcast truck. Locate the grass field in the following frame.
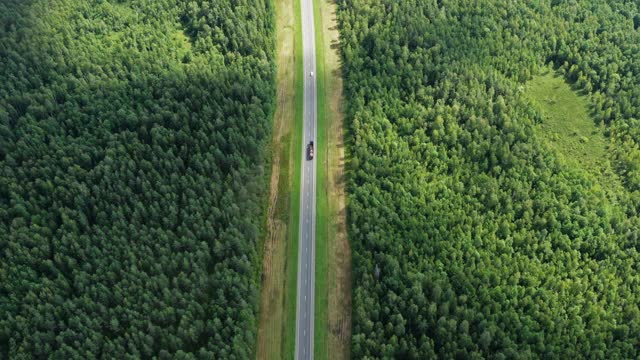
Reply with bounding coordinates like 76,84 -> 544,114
312,0 -> 329,355
314,0 -> 352,358
526,71 -> 623,195
284,0 -> 305,356
255,0 -> 302,356
317,0 -> 352,358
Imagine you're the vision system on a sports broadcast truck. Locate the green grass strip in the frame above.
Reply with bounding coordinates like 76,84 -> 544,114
283,0 -> 305,357
312,0 -> 329,357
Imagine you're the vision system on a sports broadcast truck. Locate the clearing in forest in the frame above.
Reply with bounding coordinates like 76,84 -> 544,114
526,71 -> 622,194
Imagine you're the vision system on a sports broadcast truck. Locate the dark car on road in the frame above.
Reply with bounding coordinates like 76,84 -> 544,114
308,141 -> 314,160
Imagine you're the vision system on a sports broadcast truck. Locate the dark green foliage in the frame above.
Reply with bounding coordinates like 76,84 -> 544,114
338,0 -> 640,358
0,0 -> 274,358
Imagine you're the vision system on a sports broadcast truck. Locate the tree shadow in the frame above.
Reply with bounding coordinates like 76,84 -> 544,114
0,0 -> 39,34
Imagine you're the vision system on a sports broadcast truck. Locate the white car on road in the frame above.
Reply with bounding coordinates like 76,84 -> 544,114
310,71 -> 313,77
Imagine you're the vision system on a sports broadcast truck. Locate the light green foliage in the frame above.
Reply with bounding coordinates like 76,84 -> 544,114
338,0 -> 640,358
527,71 -> 623,196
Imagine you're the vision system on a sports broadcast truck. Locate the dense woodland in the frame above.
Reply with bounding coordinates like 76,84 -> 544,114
339,0 -> 640,358
0,0 -> 274,358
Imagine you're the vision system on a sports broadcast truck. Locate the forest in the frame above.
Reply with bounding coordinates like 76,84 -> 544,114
0,0 -> 274,358
338,0 -> 640,358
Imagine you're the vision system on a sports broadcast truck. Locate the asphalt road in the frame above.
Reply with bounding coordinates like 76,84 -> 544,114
294,0 -> 317,357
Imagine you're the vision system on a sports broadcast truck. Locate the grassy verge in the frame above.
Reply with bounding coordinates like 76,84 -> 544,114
255,0 -> 303,356
283,0 -> 305,357
318,0 -> 352,358
312,0 -> 329,358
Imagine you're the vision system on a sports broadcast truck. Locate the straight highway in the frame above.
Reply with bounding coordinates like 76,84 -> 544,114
294,0 -> 318,356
